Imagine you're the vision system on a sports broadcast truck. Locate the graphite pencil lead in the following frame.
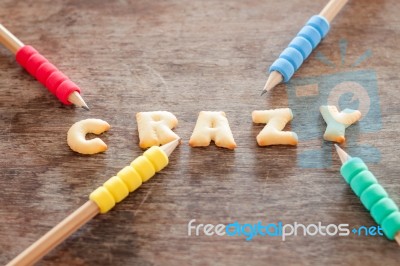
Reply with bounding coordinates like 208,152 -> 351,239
261,71 -> 283,95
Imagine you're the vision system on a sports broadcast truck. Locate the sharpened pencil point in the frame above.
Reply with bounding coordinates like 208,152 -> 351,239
160,138 -> 181,157
68,91 -> 89,111
334,144 -> 351,164
260,89 -> 268,96
260,71 -> 283,96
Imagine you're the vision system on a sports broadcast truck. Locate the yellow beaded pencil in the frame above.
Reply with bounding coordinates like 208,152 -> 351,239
7,139 -> 180,266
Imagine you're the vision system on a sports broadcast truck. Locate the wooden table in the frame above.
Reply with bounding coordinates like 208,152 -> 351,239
1,0 -> 400,265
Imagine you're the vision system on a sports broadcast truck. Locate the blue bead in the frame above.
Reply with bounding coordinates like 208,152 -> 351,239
297,25 -> 322,49
279,47 -> 304,71
306,15 -> 330,38
269,58 -> 294,82
266,15 -> 329,83
288,36 -> 312,59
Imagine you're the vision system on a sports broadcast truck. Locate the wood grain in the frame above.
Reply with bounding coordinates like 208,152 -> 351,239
1,0 -> 400,265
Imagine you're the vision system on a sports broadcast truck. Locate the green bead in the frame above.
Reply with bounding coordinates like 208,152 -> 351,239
350,171 -> 378,197
340,157 -> 368,184
371,198 -> 399,224
360,184 -> 388,210
381,211 -> 400,240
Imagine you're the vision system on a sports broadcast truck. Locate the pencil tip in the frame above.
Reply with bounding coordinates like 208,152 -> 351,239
260,89 -> 268,96
160,138 -> 181,157
68,92 -> 90,111
334,143 -> 340,150
261,71 -> 283,95
334,144 -> 351,164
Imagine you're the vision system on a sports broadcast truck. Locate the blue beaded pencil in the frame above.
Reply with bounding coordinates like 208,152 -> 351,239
261,0 -> 349,95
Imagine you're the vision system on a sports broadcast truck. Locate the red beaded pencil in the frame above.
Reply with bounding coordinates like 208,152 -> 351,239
0,23 -> 89,110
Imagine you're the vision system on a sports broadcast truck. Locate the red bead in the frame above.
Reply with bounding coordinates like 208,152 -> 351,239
36,62 -> 58,85
56,80 -> 81,105
15,45 -> 37,67
46,71 -> 68,95
25,53 -> 47,76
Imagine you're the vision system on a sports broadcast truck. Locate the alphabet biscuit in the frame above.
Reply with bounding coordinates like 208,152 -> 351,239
67,119 -> 110,154
252,108 -> 298,146
320,105 -> 361,143
189,111 -> 236,149
136,111 -> 179,149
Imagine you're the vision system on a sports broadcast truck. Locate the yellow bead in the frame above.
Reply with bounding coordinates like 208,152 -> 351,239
103,176 -> 129,203
130,156 -> 156,182
89,146 -> 170,214
143,146 -> 169,172
89,186 -> 115,214
117,166 -> 142,192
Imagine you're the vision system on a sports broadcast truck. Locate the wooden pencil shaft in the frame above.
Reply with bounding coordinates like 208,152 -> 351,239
319,0 -> 349,23
0,24 -> 24,54
8,201 -> 99,266
395,232 -> 400,246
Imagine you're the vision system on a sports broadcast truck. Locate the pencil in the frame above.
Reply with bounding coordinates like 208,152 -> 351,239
261,0 -> 349,95
0,23 -> 89,110
7,139 -> 180,266
334,144 -> 400,246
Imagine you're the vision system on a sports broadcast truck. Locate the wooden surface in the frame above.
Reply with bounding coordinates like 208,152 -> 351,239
1,0 -> 400,265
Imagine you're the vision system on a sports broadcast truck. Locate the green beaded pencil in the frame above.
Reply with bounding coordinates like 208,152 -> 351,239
335,144 -> 400,245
